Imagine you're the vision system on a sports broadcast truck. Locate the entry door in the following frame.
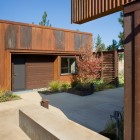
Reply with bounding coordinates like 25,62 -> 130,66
12,57 -> 25,90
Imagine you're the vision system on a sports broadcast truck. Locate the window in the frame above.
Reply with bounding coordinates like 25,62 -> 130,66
61,57 -> 77,74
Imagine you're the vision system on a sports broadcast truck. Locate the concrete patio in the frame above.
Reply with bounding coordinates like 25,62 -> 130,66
39,87 -> 124,132
0,87 -> 124,139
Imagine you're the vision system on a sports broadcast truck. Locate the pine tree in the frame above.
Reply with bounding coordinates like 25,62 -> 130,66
118,12 -> 124,49
107,39 -> 119,51
39,11 -> 51,26
95,34 -> 105,52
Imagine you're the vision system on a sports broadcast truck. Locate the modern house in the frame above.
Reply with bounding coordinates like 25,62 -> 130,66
0,19 -> 92,91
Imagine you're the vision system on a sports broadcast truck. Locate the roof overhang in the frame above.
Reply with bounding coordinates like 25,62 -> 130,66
71,0 -> 136,24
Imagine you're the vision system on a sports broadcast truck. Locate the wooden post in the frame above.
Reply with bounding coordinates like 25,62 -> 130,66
124,1 -> 140,140
101,51 -> 103,80
114,50 -> 118,87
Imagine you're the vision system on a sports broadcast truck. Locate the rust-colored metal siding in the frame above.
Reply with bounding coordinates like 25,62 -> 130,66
26,56 -> 55,89
0,23 -> 11,90
71,0 -> 136,24
0,20 -> 92,52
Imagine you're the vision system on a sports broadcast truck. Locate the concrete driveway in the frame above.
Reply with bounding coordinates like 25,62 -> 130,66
40,87 -> 124,132
0,87 -> 124,140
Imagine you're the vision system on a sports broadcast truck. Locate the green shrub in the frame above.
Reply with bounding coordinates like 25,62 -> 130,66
71,80 -> 80,88
49,81 -> 62,92
0,94 -> 20,102
72,80 -> 91,91
49,81 -> 70,92
61,82 -> 71,92
102,119 -> 124,140
71,79 -> 116,92
0,89 -> 9,97
93,80 -> 105,91
0,89 -> 21,102
104,84 -> 116,89
119,74 -> 124,86
102,110 -> 124,140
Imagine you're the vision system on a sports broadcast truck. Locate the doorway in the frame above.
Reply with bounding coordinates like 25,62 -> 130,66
12,56 -> 25,91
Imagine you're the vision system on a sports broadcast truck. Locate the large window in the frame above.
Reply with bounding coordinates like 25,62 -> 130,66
61,57 -> 76,74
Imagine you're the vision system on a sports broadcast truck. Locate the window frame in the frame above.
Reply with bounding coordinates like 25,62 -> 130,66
60,56 -> 77,75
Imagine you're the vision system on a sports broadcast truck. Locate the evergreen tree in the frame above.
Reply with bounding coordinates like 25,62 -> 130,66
107,39 -> 119,51
95,34 -> 105,52
118,12 -> 124,49
39,11 -> 51,26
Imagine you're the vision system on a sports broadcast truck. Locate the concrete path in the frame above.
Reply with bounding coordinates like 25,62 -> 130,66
0,87 -> 124,140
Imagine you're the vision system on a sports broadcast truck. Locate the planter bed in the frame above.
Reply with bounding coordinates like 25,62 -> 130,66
67,88 -> 94,96
38,90 -> 61,95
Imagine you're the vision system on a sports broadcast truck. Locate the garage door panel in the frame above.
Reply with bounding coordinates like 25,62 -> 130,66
26,56 -> 54,89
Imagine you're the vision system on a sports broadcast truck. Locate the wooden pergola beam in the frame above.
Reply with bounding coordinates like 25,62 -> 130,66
71,0 -> 136,24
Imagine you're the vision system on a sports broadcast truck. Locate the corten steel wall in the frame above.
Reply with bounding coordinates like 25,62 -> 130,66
0,23 -> 11,90
124,1 -> 140,140
0,20 -> 92,90
71,0 -> 136,24
0,20 -> 92,52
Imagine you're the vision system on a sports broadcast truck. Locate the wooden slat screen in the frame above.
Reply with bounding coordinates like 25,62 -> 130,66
96,50 -> 120,85
72,0 -> 136,24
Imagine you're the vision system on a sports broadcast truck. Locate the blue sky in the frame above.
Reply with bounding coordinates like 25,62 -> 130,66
0,0 -> 123,47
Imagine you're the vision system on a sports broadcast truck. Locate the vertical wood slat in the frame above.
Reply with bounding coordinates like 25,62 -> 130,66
105,0 -> 108,12
76,0 -> 78,22
79,0 -> 81,21
81,0 -> 83,21
114,50 -> 118,86
91,0 -> 94,16
98,0 -> 101,14
86,0 -> 89,18
89,0 -> 91,17
101,0 -> 105,12
108,0 -> 111,10
95,0 -> 98,15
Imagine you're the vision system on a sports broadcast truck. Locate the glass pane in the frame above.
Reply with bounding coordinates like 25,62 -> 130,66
70,58 -> 76,74
61,58 -> 69,74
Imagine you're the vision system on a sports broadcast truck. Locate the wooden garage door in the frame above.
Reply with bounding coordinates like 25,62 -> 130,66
26,56 -> 54,89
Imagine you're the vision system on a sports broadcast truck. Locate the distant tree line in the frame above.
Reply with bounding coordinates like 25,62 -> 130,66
95,11 -> 124,52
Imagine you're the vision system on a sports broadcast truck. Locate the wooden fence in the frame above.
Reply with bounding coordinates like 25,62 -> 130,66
97,50 -> 123,86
